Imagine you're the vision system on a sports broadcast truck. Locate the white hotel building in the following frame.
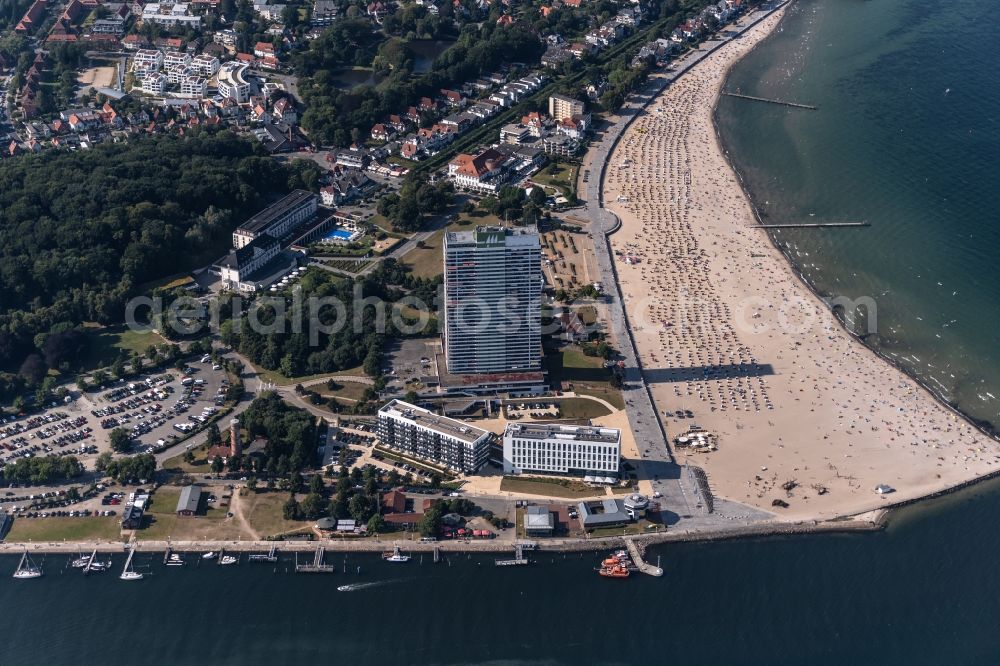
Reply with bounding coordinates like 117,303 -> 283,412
502,423 -> 621,478
377,400 -> 491,474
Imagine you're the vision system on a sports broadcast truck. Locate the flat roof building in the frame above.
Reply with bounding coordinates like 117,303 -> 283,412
548,93 -> 585,122
577,499 -> 631,529
503,423 -> 620,476
377,399 -> 491,473
217,60 -> 251,103
524,505 -> 555,536
443,226 -> 542,375
233,189 -> 317,249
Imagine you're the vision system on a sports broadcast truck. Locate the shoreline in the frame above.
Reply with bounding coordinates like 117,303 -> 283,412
600,4 -> 1000,521
711,34 -> 1000,444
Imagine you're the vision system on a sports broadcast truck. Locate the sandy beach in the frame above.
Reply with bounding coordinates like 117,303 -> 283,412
602,9 -> 1000,520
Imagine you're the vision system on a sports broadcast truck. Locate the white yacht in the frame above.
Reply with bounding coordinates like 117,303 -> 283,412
202,552 -> 218,560
219,555 -> 238,566
13,552 -> 42,579
166,553 -> 185,566
120,549 -> 143,581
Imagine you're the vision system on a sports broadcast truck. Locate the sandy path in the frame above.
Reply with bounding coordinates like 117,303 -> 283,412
602,11 -> 1000,520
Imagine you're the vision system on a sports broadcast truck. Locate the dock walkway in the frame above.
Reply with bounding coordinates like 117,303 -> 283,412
624,539 -> 663,577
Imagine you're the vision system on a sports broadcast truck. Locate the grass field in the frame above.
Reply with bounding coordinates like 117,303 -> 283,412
138,486 -> 246,541
531,162 -> 579,197
315,380 -> 370,403
162,443 -> 212,474
321,258 -> 373,273
544,346 -> 625,409
6,516 -> 123,542
500,476 -> 601,499
399,214 -> 493,279
242,492 -> 312,538
554,397 -> 612,420
80,326 -> 166,372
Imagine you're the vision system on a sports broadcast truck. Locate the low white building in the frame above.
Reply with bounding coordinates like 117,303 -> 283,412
142,2 -> 201,27
502,423 -> 620,477
377,400 -> 491,474
132,49 -> 164,73
217,61 -> 251,103
191,54 -> 220,76
140,72 -> 168,96
179,76 -> 206,98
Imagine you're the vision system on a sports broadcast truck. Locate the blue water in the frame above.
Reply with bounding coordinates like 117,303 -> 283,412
716,0 -> 1000,430
325,229 -> 355,241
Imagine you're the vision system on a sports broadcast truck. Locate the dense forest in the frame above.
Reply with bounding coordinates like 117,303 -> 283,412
0,131 -> 319,379
297,21 -> 544,145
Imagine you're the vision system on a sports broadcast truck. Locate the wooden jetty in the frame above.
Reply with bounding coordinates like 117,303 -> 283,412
750,221 -> 869,229
495,542 -> 530,567
248,545 -> 278,563
624,539 -> 663,577
721,91 -> 817,110
295,546 -> 334,573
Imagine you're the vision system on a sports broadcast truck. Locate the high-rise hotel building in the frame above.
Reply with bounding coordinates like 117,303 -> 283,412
443,226 -> 542,374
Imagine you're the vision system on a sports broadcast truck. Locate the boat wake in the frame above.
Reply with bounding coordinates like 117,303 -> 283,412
337,580 -> 396,592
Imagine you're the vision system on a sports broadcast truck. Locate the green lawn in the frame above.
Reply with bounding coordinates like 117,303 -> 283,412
554,397 -> 612,420
5,516 -> 124,543
400,214 -> 485,279
242,491 -> 312,538
315,380 -> 370,403
500,476 -> 601,498
531,162 -> 579,197
373,446 -> 452,478
78,326 -> 166,372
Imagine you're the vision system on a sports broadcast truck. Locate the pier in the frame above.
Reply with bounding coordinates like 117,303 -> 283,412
750,222 -> 869,229
495,542 -> 531,567
295,546 -> 334,573
721,91 -> 817,110
248,545 -> 278,563
624,539 -> 663,577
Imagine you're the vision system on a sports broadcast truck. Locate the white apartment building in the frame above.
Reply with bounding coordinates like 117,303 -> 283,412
191,54 -> 220,76
165,64 -> 193,84
163,52 -> 191,69
377,400 -> 491,473
217,61 -> 251,103
219,234 -> 281,292
141,2 -> 201,27
179,76 -> 206,98
132,49 -> 164,73
443,225 -> 542,374
140,73 -> 168,95
503,423 -> 621,477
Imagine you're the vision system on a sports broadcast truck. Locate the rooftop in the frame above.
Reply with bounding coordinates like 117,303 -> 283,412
237,189 -> 315,235
445,224 -> 540,249
505,423 -> 620,444
379,399 -> 490,444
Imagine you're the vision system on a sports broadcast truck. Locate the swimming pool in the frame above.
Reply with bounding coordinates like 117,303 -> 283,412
324,229 -> 355,241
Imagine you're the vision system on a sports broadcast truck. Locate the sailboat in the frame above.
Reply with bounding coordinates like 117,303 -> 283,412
120,548 -> 143,581
13,551 -> 42,579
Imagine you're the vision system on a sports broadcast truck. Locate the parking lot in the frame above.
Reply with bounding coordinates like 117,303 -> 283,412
0,357 -> 231,479
383,337 -> 440,391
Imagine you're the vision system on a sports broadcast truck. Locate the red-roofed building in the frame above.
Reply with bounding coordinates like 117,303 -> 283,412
447,147 -> 512,193
15,0 -> 47,34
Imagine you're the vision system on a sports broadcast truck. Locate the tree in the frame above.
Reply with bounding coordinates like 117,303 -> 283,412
210,456 -> 224,476
429,473 -> 442,489
246,476 -> 258,492
300,492 -> 325,519
283,495 -> 301,520
183,449 -> 195,464
109,427 -> 133,453
309,474 -> 325,495
95,451 -> 113,472
367,513 -> 385,534
206,422 -> 222,447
